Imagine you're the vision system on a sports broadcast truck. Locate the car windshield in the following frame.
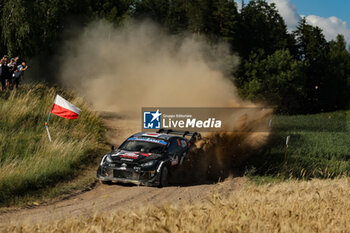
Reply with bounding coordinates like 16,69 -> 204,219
119,139 -> 166,154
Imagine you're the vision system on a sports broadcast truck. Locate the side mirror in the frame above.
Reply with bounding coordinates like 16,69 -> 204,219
111,145 -> 115,151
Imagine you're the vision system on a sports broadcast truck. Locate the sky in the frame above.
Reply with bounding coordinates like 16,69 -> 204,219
237,0 -> 350,44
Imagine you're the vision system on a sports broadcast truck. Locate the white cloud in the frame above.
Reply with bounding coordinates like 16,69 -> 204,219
267,0 -> 301,31
268,0 -> 350,44
235,0 -> 243,12
305,15 -> 350,43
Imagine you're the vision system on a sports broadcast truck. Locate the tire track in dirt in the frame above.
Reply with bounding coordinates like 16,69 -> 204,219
0,112 -> 246,226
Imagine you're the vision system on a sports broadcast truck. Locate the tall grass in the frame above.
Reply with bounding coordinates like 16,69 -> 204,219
2,178 -> 350,232
244,111 -> 350,179
0,84 -> 105,206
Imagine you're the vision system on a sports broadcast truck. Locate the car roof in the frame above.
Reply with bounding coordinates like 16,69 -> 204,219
131,132 -> 184,141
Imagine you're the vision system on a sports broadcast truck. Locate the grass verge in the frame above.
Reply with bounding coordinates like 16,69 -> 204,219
0,84 -> 107,207
244,110 -> 350,179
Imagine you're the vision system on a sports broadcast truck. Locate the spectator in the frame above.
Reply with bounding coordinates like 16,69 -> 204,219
0,58 -> 3,91
12,61 -> 28,89
8,58 -> 16,89
14,56 -> 19,65
8,58 -> 16,69
0,57 -> 10,91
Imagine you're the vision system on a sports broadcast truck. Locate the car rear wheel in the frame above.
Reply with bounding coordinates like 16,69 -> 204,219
159,166 -> 169,188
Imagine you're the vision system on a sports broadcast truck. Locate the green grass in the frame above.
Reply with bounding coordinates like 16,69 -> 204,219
0,84 -> 106,206
244,110 -> 350,179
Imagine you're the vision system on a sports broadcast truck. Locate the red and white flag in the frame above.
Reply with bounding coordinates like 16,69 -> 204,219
51,95 -> 81,119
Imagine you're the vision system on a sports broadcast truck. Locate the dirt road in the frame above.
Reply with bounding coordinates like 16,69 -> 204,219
0,112 -> 245,226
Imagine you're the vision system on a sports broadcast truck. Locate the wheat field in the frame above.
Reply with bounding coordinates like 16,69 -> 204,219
2,178 -> 349,233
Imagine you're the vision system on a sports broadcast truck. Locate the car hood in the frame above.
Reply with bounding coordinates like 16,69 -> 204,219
108,150 -> 162,163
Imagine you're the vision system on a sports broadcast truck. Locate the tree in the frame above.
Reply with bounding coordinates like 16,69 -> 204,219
134,0 -> 170,24
165,0 -> 189,33
238,49 -> 305,113
1,0 -> 33,58
236,0 -> 290,59
293,18 -> 330,112
1,0 -> 81,58
0,0 -> 136,59
325,35 -> 350,110
207,0 -> 239,44
185,0 -> 239,43
86,0 -> 134,24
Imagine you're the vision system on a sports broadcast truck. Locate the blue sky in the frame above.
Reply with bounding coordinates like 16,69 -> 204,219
238,0 -> 350,44
291,0 -> 350,24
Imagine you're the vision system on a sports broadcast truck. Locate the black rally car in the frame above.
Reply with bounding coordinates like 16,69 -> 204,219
97,129 -> 201,187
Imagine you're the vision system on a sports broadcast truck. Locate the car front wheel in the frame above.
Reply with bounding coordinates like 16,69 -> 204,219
101,180 -> 112,185
159,166 -> 169,188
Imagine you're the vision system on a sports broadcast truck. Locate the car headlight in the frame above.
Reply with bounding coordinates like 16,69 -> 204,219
140,161 -> 156,167
105,155 -> 113,163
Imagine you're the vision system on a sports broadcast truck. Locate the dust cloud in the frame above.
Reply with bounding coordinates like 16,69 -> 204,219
58,20 -> 272,182
173,111 -> 272,184
59,20 -> 241,113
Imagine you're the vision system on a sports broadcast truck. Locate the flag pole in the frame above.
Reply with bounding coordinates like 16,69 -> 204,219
45,122 -> 52,142
46,112 -> 52,123
45,112 -> 52,142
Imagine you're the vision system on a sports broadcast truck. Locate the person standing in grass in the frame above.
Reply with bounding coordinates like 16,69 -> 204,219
0,58 -> 3,91
12,61 -> 28,89
0,57 -> 10,91
8,58 -> 16,89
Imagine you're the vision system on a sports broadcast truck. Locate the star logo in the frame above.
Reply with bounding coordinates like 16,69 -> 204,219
143,109 -> 162,129
151,109 -> 161,122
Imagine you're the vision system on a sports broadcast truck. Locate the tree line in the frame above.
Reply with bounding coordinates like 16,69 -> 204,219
0,0 -> 349,114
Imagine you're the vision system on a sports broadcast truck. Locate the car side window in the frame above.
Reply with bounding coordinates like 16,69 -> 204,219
168,138 -> 182,154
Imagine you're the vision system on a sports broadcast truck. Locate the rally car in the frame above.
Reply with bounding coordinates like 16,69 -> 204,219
97,129 -> 201,187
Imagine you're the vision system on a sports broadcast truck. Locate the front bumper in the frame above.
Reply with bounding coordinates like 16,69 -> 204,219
97,165 -> 160,186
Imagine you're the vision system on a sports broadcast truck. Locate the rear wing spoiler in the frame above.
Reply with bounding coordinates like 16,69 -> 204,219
157,128 -> 201,141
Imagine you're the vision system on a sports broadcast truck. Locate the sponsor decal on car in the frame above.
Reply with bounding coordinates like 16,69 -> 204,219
120,152 -> 139,159
127,137 -> 167,145
120,158 -> 133,162
139,152 -> 152,157
115,151 -> 153,159
142,133 -> 160,137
